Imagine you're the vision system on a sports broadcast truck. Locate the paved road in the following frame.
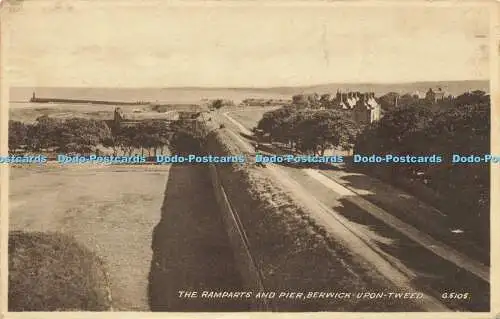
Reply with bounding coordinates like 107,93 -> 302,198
222,126 -> 448,310
220,112 -> 490,311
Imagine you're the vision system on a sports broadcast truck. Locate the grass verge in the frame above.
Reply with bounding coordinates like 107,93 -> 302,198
9,230 -> 112,311
205,129 -> 422,311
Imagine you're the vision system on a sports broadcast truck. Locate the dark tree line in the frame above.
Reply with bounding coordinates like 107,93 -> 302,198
102,120 -> 172,156
289,89 -> 488,111
8,116 -> 176,157
256,107 -> 359,155
9,116 -> 111,155
257,90 -> 489,242
354,91 -> 489,222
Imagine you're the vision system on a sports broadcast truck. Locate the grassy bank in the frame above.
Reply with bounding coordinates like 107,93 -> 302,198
9,231 -> 112,311
205,129 -> 422,311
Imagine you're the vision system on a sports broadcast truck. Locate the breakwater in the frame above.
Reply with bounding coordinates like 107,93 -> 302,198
30,97 -> 149,106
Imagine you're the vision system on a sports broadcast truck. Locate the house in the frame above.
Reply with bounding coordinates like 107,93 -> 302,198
353,93 -> 381,124
333,90 -> 381,124
425,87 -> 447,103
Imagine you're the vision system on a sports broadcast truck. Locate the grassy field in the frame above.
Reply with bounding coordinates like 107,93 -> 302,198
9,102 -> 183,123
226,107 -> 280,131
9,164 -> 171,311
9,103 -> 119,123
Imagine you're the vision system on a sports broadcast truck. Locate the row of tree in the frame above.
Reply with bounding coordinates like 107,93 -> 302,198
375,89 -> 489,111
260,90 -> 489,158
256,107 -> 359,155
103,121 -> 173,156
9,116 -> 181,157
258,90 -> 489,240
9,116 -> 111,155
289,89 -> 489,111
291,93 -> 334,109
355,92 -> 490,229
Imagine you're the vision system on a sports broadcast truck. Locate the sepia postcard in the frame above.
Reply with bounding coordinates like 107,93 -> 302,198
0,0 -> 498,318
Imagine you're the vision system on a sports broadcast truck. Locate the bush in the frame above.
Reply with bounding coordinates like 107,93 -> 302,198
9,231 -> 112,311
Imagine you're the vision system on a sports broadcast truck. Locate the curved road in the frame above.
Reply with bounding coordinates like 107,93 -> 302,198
220,110 -> 490,312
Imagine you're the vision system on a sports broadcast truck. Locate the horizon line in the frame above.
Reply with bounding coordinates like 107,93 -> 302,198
9,79 -> 490,90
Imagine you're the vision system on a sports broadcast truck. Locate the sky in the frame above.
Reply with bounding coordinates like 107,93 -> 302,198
3,0 -> 492,87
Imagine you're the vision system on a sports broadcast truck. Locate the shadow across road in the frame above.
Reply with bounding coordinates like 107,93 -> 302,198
325,168 -> 490,265
148,164 -> 251,312
331,197 -> 490,312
